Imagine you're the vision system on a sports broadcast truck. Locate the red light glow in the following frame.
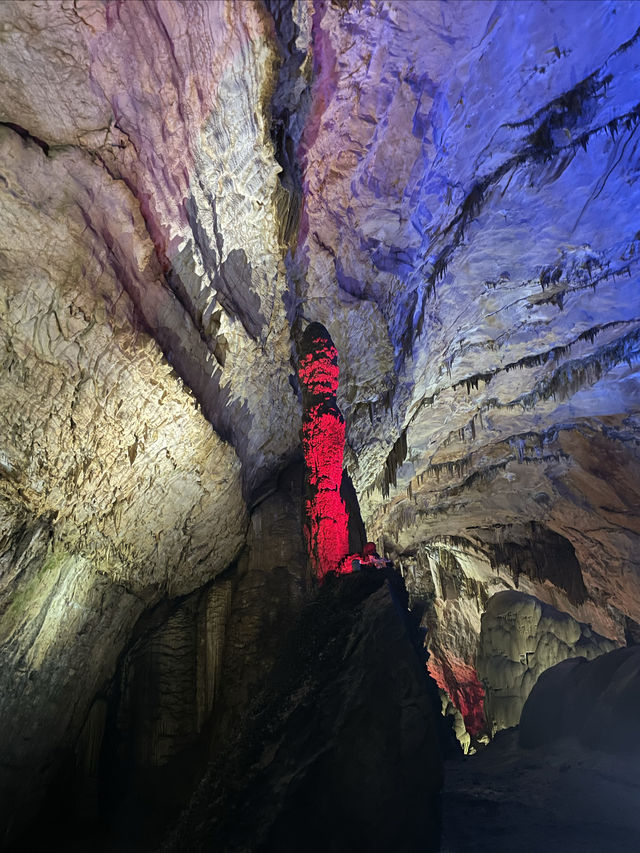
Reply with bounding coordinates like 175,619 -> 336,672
298,341 -> 340,396
299,324 -> 350,580
427,655 -> 486,736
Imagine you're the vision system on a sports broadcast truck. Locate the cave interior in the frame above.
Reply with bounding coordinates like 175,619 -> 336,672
1,1 -> 640,851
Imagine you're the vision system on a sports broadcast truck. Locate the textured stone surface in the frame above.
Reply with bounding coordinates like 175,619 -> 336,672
0,109 -> 248,838
299,0 -> 640,500
0,0 -> 298,492
290,1 -> 640,732
0,126 -> 247,594
442,729 -> 640,853
163,573 -> 443,853
114,583 -> 231,772
398,546 -> 486,740
11,463 -> 310,850
211,462 -> 310,737
0,1 -> 283,836
297,0 -> 640,627
477,590 -> 616,734
0,543 -> 145,840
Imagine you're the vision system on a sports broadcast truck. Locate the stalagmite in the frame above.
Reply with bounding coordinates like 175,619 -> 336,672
298,322 -> 350,579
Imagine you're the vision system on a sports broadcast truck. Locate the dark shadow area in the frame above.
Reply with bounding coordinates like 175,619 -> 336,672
163,569 -> 444,853
442,728 -> 640,853
491,522 -> 588,604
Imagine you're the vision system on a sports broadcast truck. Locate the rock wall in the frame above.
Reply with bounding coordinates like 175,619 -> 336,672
0,1 -> 283,837
399,534 -> 621,742
294,0 -> 640,739
8,462 -> 310,850
0,0 -> 300,491
163,572 -> 443,853
0,541 -> 145,841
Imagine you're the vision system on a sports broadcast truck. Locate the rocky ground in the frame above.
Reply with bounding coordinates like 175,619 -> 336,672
442,729 -> 640,852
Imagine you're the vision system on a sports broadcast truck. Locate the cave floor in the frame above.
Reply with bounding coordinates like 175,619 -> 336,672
441,730 -> 640,852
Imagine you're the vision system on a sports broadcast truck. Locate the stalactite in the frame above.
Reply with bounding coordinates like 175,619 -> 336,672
396,69 -> 640,382
488,523 -> 588,604
197,578 -> 232,731
75,697 -> 108,778
427,655 -> 486,737
453,372 -> 494,394
512,327 -> 640,411
379,429 -> 408,498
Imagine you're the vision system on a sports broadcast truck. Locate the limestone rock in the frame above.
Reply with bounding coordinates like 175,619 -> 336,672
0,0 -> 299,494
443,728 -> 640,853
11,463 -> 311,849
308,0 -> 640,665
477,590 -> 616,734
0,542 -> 145,840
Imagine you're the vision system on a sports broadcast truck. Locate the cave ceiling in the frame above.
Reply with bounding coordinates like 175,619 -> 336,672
1,0 -> 640,764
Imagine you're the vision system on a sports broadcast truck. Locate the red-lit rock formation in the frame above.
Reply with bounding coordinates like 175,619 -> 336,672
427,655 -> 486,737
298,323 -> 350,579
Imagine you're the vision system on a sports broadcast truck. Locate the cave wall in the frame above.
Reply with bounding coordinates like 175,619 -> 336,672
295,1 -> 640,726
0,0 -> 300,489
5,462 -> 310,849
0,1 -> 284,838
164,572 -> 443,853
520,644 -> 640,753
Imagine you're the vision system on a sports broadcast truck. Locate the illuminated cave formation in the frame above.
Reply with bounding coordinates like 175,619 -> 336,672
298,322 -> 351,579
428,656 -> 486,738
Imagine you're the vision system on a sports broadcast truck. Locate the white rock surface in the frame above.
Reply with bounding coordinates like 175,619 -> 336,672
477,590 -> 616,733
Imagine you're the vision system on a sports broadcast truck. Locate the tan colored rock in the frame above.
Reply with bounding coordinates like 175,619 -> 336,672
0,127 -> 247,596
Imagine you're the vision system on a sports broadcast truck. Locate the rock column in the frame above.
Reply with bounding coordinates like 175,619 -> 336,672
298,323 -> 350,579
